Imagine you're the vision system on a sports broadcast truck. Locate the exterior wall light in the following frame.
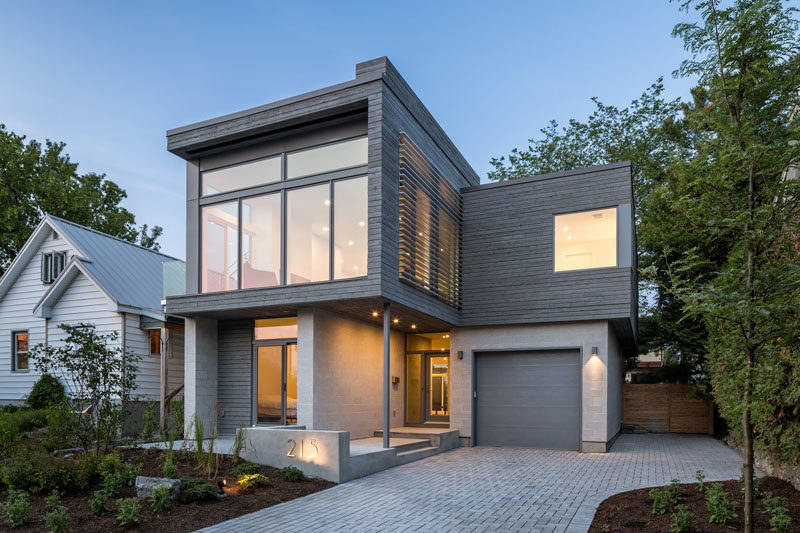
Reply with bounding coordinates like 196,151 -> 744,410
591,346 -> 599,358
371,311 -> 378,317
411,324 -> 416,329
393,318 -> 399,324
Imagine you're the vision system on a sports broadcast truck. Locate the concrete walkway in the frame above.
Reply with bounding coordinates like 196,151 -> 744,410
200,434 -> 746,533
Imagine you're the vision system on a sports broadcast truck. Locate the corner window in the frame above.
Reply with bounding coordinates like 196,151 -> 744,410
149,330 -> 161,356
12,332 -> 28,371
41,252 -> 66,284
554,207 -> 617,272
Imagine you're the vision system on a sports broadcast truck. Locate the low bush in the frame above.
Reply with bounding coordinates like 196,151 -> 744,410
695,470 -> 706,493
276,465 -> 305,482
150,484 -> 171,513
140,401 -> 159,442
666,478 -> 682,505
41,404 -> 79,452
706,482 -> 738,524
102,472 -> 123,497
670,504 -> 695,533
27,374 -> 66,409
17,409 -> 49,432
231,462 -> 261,478
98,453 -> 123,478
2,489 -> 31,527
1,450 -> 98,494
237,473 -> 269,489
761,491 -> 792,533
650,487 -> 672,515
178,477 -> 217,504
89,490 -> 109,517
44,491 -> 69,533
163,457 -> 178,479
116,497 -> 141,527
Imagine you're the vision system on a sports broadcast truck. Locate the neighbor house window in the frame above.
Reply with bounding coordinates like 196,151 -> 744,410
554,207 -> 617,272
41,251 -> 66,283
287,184 -> 330,284
286,137 -> 368,180
202,156 -> 281,196
12,332 -> 28,371
254,317 -> 298,340
149,330 -> 161,356
201,201 -> 239,292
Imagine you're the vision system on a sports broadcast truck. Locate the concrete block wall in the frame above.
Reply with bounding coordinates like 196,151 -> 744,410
450,320 -> 619,451
298,307 -> 405,439
184,316 -> 218,437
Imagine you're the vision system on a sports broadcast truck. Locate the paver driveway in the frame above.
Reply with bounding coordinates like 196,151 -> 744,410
202,434 -> 745,533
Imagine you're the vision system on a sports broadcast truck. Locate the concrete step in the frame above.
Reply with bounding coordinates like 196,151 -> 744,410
391,438 -> 432,453
395,445 -> 441,465
373,428 -> 460,450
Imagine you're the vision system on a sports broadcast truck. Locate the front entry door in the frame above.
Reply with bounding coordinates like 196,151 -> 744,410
255,343 -> 297,425
426,353 -> 450,422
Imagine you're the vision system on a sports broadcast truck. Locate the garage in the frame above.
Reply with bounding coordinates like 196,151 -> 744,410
474,350 -> 580,450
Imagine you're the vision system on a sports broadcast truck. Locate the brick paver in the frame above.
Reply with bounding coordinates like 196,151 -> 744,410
201,434 -> 745,533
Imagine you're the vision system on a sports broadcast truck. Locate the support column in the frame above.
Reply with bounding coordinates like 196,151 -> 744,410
159,327 -> 170,433
383,301 -> 391,448
184,317 -> 218,438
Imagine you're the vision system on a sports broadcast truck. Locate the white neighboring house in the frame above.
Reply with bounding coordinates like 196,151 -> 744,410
0,214 -> 185,421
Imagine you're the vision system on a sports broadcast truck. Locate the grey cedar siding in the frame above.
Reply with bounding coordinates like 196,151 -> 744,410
459,163 -> 636,340
217,320 -> 252,435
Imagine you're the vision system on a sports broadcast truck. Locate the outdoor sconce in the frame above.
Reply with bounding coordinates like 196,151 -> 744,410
457,351 -> 464,360
591,347 -> 599,358
391,376 -> 400,385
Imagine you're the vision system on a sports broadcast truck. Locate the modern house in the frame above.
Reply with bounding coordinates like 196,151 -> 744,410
0,215 -> 186,425
166,57 -> 636,481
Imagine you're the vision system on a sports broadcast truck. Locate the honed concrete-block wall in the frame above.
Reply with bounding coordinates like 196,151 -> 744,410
184,317 -> 218,437
606,327 -> 624,443
297,307 -> 404,439
450,320 -> 621,451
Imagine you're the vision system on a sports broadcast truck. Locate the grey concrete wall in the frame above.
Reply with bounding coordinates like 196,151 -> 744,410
298,307 -> 404,439
450,321 -> 616,450
184,317 -> 218,437
606,326 -> 624,442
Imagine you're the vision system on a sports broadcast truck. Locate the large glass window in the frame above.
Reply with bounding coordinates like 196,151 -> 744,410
287,184 -> 330,284
554,207 -> 617,272
286,137 -> 367,180
242,193 -> 281,289
202,156 -> 281,196
201,201 -> 239,292
333,176 -> 368,279
254,317 -> 298,340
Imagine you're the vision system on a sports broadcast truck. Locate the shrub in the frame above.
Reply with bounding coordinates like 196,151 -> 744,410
18,408 -> 50,432
666,478 -> 682,505
178,478 -> 217,503
650,487 -> 672,515
41,403 -> 79,452
121,463 -> 140,486
707,482 -> 738,524
231,462 -> 261,478
276,465 -> 305,482
0,412 -> 20,444
89,490 -> 109,517
98,453 -> 123,478
116,497 -> 141,527
761,491 -> 788,515
140,401 -> 159,442
2,489 -> 31,527
163,458 -> 178,479
44,491 -> 69,533
670,504 -> 695,533
102,472 -> 123,497
695,470 -> 706,493
150,484 -> 171,513
27,374 -> 66,409
770,509 -> 792,533
2,450 -> 97,494
761,491 -> 792,533
237,473 -> 269,489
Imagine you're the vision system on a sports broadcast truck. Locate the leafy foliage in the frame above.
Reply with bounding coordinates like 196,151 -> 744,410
237,473 -> 269,489
650,487 -> 672,515
1,489 -> 31,527
26,374 -> 66,409
761,491 -> 792,533
276,465 -> 305,482
695,470 -> 706,493
0,123 -> 162,275
1,449 -> 98,494
89,490 -> 109,517
44,491 -> 69,533
163,457 -> 178,479
139,401 -> 159,442
231,462 -> 261,478
670,504 -> 695,533
115,497 -> 141,527
666,478 -> 683,505
177,478 -> 217,504
706,483 -> 738,524
150,484 -> 171,513
30,324 -> 140,453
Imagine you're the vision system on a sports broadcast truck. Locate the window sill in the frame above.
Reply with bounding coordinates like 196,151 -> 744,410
11,369 -> 30,374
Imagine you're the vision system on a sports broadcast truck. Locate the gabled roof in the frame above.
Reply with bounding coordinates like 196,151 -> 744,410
0,214 -> 185,318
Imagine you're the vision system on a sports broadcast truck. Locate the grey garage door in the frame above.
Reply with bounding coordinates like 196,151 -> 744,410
475,350 -> 580,450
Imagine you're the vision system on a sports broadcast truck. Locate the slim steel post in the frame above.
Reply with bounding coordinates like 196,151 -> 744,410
383,301 -> 391,448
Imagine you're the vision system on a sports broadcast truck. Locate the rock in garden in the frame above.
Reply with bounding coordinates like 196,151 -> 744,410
135,476 -> 181,500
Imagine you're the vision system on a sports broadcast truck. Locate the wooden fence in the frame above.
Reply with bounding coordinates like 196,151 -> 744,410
622,384 -> 713,434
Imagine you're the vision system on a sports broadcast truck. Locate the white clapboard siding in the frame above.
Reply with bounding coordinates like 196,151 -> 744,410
125,313 -> 160,401
0,230 -> 79,401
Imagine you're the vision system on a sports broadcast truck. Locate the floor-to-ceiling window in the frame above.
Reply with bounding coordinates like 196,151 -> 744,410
199,135 -> 369,293
254,318 -> 298,425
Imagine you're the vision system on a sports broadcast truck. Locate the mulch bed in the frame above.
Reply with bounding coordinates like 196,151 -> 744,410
589,477 -> 800,532
8,447 -> 334,532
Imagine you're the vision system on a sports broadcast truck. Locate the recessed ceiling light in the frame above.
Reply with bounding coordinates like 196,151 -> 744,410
567,235 -> 573,240
563,226 -> 569,231
348,240 -> 354,246
353,266 -> 358,270
322,227 -> 329,232
324,200 -> 330,206
359,221 -> 365,227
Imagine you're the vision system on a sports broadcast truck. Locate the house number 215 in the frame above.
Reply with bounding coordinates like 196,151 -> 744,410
287,439 -> 319,459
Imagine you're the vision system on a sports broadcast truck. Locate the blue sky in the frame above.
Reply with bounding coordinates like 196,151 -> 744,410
1,1 -> 703,259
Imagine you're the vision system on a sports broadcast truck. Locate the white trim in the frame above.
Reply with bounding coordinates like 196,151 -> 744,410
33,258 -> 117,318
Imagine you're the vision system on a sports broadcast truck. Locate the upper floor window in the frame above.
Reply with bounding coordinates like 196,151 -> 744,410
41,251 -> 66,284
12,331 -> 28,371
554,207 -> 617,272
286,137 -> 368,180
202,156 -> 280,196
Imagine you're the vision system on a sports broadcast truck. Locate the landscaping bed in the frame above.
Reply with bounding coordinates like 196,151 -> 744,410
589,477 -> 800,532
3,446 -> 334,532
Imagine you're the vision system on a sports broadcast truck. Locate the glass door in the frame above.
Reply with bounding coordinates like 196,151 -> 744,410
255,343 -> 297,425
426,354 -> 450,421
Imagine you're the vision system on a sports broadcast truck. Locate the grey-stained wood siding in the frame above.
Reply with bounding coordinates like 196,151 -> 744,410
217,320 -> 252,435
460,163 -> 636,338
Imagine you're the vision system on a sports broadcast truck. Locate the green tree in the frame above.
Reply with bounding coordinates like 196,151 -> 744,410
656,1 -> 800,531
0,124 -> 163,275
30,323 -> 140,453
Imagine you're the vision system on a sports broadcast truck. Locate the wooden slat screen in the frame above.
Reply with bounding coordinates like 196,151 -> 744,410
399,134 -> 462,308
622,384 -> 713,434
